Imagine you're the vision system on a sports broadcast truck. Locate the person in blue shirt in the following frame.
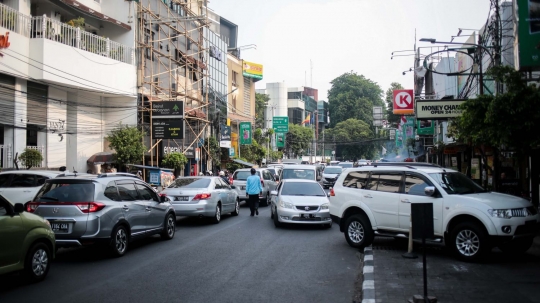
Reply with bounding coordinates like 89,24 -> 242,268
246,168 -> 263,216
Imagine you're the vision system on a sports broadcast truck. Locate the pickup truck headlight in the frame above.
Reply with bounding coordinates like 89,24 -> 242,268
488,209 -> 512,219
279,200 -> 294,209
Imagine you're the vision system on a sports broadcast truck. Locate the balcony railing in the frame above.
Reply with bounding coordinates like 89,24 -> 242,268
0,3 -> 134,65
31,16 -> 134,65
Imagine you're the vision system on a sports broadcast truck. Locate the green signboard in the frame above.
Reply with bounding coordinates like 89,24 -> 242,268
272,116 -> 289,133
276,132 -> 285,148
516,0 -> 540,71
417,120 -> 435,135
239,122 -> 252,145
395,129 -> 403,147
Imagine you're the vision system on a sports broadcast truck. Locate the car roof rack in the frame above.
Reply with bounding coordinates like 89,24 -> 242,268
97,173 -> 140,179
370,162 -> 442,168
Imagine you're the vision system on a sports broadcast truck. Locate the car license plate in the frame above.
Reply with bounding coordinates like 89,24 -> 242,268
177,196 -> 189,201
301,214 -> 314,219
51,223 -> 69,232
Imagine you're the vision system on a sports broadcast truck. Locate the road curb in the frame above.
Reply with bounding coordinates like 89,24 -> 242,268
361,246 -> 375,303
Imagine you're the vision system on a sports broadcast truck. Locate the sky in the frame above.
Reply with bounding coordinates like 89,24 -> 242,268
209,0 -> 491,100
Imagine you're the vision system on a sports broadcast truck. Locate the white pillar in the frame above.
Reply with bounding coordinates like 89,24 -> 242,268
13,78 -> 27,160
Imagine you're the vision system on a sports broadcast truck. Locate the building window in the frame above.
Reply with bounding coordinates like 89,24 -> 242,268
232,71 -> 238,87
26,125 -> 38,147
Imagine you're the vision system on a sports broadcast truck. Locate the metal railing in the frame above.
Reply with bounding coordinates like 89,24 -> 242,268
0,3 -> 31,37
0,3 -> 134,65
31,16 -> 134,65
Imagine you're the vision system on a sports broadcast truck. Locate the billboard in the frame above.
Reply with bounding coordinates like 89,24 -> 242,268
276,132 -> 285,148
151,119 -> 184,139
242,61 -> 263,80
239,122 -> 252,145
220,125 -> 231,148
392,89 -> 414,115
515,0 -> 540,70
416,100 -> 466,120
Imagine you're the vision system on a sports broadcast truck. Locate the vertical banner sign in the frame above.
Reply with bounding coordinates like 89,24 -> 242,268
515,0 -> 540,71
220,125 -> 232,148
239,122 -> 252,145
392,89 -> 414,115
276,132 -> 285,148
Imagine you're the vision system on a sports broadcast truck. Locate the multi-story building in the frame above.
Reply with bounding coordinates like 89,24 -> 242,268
0,0 -> 136,172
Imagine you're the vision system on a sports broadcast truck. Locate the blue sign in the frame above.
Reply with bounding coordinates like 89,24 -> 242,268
229,148 -> 235,157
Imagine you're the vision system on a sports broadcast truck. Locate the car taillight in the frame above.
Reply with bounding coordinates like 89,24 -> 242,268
75,202 -> 106,213
27,202 -> 39,213
193,193 -> 211,200
330,188 -> 335,196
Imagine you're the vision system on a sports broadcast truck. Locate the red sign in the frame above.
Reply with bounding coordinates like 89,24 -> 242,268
0,32 -> 10,57
393,89 -> 414,115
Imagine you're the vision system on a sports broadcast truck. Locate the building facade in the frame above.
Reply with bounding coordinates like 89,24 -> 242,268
0,0 -> 136,172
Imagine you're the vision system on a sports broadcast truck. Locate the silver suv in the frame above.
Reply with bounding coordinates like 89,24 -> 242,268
26,173 -> 176,257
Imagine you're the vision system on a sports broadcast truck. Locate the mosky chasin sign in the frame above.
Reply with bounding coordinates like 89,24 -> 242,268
416,100 -> 466,120
392,89 -> 414,115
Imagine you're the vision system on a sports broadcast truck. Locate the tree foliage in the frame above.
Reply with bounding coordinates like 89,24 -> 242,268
106,124 -> 146,170
450,66 -> 540,155
284,123 -> 313,157
255,93 -> 270,129
328,72 -> 384,128
205,136 -> 221,166
325,118 -> 375,159
240,128 -> 268,165
18,148 -> 43,169
161,152 -> 188,170
384,82 -> 404,128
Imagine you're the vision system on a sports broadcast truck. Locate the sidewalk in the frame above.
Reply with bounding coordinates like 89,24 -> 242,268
368,232 -> 540,303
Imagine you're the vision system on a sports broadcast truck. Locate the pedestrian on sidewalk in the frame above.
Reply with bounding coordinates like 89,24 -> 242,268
246,168 -> 263,216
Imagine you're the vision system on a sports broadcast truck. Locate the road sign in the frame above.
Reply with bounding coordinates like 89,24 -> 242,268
229,148 -> 235,157
393,89 -> 414,115
272,116 -> 289,133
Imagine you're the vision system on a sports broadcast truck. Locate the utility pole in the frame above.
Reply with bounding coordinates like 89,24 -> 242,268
314,110 -> 318,163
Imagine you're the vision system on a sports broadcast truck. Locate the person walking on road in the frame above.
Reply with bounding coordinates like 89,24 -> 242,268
246,168 -> 263,216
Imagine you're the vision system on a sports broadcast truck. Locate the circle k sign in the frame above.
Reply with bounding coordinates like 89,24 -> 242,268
392,89 -> 414,115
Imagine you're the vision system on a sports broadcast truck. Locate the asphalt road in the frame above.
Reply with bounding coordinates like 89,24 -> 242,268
0,201 -> 360,303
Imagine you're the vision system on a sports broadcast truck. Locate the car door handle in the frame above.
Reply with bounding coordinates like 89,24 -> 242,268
401,199 -> 411,203
145,207 -> 151,211
364,195 -> 372,198
123,205 -> 129,210
23,190 -> 32,193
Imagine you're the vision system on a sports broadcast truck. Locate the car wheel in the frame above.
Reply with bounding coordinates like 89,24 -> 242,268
160,213 -> 176,240
231,199 -> 240,216
263,193 -> 270,206
270,204 -> 274,219
211,204 -> 221,224
450,222 -> 488,262
110,225 -> 129,257
498,237 -> 533,255
344,214 -> 373,249
25,242 -> 51,282
273,207 -> 282,228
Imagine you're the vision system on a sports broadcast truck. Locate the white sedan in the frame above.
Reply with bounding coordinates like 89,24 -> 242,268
270,179 -> 332,228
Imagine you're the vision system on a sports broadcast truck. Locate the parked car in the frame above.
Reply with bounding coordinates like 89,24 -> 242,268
321,166 -> 342,189
266,167 -> 282,181
356,159 -> 369,167
329,165 -> 540,261
232,168 -> 278,206
26,174 -> 176,257
270,179 -> 332,228
161,177 -> 239,223
0,195 -> 55,281
0,170 -> 60,205
279,165 -> 319,182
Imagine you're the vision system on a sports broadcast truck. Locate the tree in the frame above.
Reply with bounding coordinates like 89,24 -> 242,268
106,124 -> 146,171
161,152 -> 188,177
255,93 -> 270,129
240,128 -> 267,165
325,118 -> 375,159
205,136 -> 221,167
18,148 -> 43,169
328,72 -> 384,128
384,82 -> 404,128
284,123 -> 313,158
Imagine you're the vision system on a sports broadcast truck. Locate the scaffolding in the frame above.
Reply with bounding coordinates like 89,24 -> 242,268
136,0 -> 212,173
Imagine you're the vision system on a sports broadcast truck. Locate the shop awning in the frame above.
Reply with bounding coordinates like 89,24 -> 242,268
232,158 -> 255,167
57,0 -> 132,30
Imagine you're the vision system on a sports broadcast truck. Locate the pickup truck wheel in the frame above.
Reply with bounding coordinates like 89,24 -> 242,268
344,214 -> 373,248
450,222 -> 488,262
498,237 -> 533,255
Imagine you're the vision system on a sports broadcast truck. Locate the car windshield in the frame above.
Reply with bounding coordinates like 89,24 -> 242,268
324,167 -> 342,174
234,171 -> 260,180
281,169 -> 315,180
338,163 -> 353,168
429,172 -> 487,195
168,178 -> 210,189
281,182 -> 326,196
267,168 -> 276,175
35,182 -> 95,202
